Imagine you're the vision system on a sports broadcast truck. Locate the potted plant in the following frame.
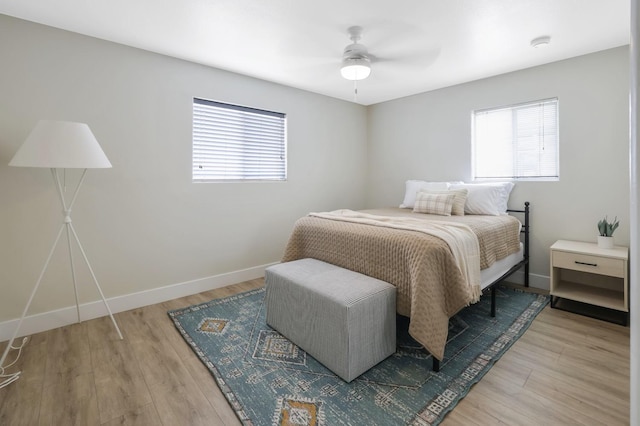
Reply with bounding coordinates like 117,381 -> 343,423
597,216 -> 619,249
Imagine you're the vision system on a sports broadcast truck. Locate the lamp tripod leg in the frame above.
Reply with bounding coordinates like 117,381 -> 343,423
65,223 -> 82,323
68,223 -> 123,340
53,167 -> 122,340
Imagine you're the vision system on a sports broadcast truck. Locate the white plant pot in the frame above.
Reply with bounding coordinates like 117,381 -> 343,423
597,236 -> 614,249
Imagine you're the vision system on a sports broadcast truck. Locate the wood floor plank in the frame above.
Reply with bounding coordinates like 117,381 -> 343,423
100,403 -> 161,426
484,357 -> 532,388
119,307 -> 226,425
525,368 -> 629,425
556,347 -> 629,391
0,336 -> 47,426
31,323 -> 100,425
152,279 -> 260,426
158,301 -> 242,426
481,364 -> 607,426
87,316 -> 152,424
523,373 -> 624,426
119,308 -> 189,390
38,372 -> 99,426
441,396 -> 508,425
515,325 -> 578,355
502,338 -> 562,367
160,329 -> 240,426
507,342 -> 629,403
536,307 -> 629,342
449,387 -> 535,425
151,383 -> 227,426
42,322 -> 92,390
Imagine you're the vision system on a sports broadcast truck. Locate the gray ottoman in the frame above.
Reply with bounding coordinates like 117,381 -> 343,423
265,258 -> 396,382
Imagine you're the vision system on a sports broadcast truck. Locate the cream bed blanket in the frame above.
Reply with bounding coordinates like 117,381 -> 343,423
281,208 -> 521,360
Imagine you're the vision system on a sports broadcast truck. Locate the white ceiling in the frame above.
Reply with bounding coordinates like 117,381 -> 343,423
0,0 -> 631,105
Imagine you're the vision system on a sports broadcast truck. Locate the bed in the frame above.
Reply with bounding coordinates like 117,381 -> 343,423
280,193 -> 530,368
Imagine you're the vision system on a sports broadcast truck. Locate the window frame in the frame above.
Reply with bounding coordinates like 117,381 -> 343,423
192,97 -> 287,182
471,97 -> 559,182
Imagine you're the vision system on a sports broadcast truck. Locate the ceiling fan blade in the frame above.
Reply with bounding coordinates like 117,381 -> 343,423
370,47 -> 441,69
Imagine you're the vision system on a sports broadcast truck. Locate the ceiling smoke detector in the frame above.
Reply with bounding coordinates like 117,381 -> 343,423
531,36 -> 551,48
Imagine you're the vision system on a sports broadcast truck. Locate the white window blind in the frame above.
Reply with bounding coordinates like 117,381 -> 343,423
192,98 -> 287,181
472,98 -> 559,180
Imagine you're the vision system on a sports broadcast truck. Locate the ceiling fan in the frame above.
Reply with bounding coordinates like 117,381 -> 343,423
334,24 -> 441,101
340,26 -> 373,81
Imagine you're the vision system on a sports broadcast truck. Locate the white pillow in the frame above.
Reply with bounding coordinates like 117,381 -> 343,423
400,180 -> 461,208
449,182 -> 515,215
413,192 -> 456,216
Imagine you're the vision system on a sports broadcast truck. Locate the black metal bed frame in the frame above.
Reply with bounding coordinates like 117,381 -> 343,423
432,201 -> 530,372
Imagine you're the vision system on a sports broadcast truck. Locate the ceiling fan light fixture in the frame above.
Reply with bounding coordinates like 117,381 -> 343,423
341,57 -> 371,81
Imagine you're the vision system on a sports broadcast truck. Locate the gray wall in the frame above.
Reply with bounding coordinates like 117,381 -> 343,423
0,14 -> 630,323
0,15 -> 368,322
367,47 -> 630,287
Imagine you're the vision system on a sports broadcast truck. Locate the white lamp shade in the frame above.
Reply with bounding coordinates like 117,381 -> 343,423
9,120 -> 112,168
341,57 -> 371,81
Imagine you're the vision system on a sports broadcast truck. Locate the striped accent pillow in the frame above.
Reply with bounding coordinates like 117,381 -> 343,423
418,189 -> 468,215
413,192 -> 456,216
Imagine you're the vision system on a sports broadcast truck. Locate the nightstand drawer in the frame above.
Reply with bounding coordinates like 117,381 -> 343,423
552,251 -> 625,278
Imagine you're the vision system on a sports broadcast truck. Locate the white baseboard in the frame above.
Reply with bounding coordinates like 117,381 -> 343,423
1,264 -> 550,342
0,263 -> 275,342
503,270 -> 550,291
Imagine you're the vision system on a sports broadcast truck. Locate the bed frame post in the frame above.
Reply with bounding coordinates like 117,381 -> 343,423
524,201 -> 530,288
491,287 -> 496,317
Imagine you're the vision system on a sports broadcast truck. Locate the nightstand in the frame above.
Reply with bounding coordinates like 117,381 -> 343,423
550,240 -> 629,325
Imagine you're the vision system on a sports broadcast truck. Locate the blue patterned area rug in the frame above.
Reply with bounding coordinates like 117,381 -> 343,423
168,286 -> 548,425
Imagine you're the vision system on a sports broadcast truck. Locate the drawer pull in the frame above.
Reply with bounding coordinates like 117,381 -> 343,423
575,261 -> 598,267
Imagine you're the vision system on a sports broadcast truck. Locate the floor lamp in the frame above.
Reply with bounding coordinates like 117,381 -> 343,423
0,120 -> 123,389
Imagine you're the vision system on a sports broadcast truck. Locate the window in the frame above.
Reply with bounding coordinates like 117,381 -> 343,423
192,98 -> 287,181
472,98 -> 558,180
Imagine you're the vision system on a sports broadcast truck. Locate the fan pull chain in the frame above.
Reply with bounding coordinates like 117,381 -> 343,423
354,80 -> 358,102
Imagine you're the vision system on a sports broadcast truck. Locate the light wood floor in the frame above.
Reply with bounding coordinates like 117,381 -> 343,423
0,279 -> 630,425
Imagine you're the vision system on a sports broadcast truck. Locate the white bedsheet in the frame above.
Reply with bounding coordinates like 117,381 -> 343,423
480,243 -> 524,289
